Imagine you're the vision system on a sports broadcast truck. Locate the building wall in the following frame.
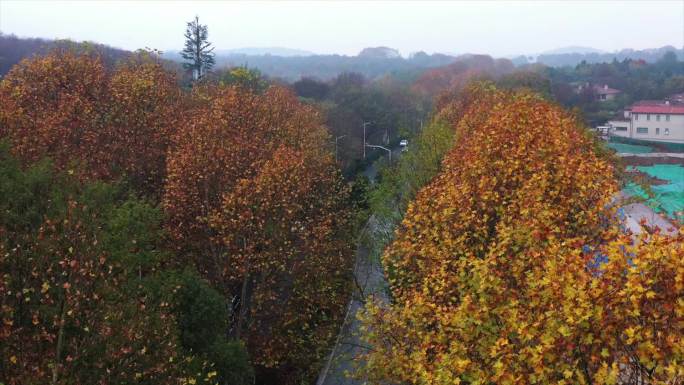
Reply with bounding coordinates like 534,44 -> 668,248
598,93 -> 618,101
630,112 -> 684,143
607,120 -> 630,138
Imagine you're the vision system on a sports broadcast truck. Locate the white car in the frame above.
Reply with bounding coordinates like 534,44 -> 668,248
399,139 -> 408,147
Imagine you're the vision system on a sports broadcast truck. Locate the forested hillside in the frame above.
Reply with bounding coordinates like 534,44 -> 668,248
0,33 -> 132,76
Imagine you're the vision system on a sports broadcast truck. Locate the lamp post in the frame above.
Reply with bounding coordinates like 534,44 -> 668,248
335,135 -> 346,163
362,121 -> 372,159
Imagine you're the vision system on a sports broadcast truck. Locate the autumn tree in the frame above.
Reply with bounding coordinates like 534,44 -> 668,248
209,146 -> 354,382
594,230 -> 684,384
0,49 -> 182,197
163,85 -> 355,383
0,146 -> 195,385
104,51 -> 183,196
358,84 -> 682,384
0,50 -> 108,172
217,66 -> 268,94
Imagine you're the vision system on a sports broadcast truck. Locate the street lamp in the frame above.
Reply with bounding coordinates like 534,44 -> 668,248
334,135 -> 346,163
362,121 -> 373,159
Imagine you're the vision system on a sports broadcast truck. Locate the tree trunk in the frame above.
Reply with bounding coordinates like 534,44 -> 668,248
235,270 -> 250,340
51,300 -> 67,385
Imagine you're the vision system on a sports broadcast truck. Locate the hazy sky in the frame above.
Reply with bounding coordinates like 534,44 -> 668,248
1,0 -> 683,57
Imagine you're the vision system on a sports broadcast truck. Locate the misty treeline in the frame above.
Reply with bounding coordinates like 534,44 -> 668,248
181,50 -> 460,81
513,45 -> 684,67
0,47 -> 367,385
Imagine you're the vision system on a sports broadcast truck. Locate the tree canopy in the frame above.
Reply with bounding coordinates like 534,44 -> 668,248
360,84 -> 684,385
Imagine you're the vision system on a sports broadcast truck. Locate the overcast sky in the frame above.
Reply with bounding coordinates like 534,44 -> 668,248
1,0 -> 683,57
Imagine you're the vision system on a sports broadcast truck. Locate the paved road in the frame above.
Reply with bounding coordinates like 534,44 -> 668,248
620,202 -> 678,236
316,215 -> 389,385
317,150 -> 401,385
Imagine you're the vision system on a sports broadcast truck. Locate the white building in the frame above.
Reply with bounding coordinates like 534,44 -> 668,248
594,84 -> 621,102
576,83 -> 622,102
607,101 -> 684,143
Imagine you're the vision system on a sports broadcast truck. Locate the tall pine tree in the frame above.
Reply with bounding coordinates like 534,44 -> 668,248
181,16 -> 215,81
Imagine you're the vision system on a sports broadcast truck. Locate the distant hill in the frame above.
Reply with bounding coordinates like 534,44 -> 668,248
0,33 -> 132,76
540,46 -> 606,55
358,46 -> 401,59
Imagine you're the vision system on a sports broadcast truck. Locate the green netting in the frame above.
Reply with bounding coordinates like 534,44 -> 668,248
610,136 -> 684,153
626,164 -> 684,220
607,142 -> 654,154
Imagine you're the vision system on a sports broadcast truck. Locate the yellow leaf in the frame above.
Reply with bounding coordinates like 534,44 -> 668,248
558,325 -> 571,337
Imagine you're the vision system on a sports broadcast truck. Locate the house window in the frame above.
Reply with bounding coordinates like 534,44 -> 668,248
647,114 -> 651,121
637,127 -> 649,134
656,127 -> 660,135
666,114 -> 670,121
656,114 -> 661,121
615,126 -> 628,132
665,128 -> 670,135
634,113 -> 639,121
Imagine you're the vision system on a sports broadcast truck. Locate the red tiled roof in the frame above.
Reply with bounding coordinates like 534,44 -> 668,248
631,105 -> 684,114
632,100 -> 666,106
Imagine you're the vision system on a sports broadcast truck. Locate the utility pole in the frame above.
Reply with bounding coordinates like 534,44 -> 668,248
362,121 -> 372,159
335,135 -> 346,163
